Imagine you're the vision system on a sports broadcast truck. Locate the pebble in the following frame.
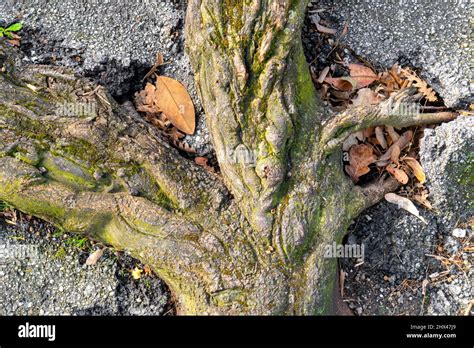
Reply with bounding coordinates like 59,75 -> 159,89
452,228 -> 467,238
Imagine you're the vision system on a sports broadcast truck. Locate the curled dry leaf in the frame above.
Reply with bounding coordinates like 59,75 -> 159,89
346,144 -> 377,182
404,157 -> 426,183
400,68 -> 437,102
348,63 -> 379,89
422,279 -> 429,295
384,193 -> 428,224
317,66 -> 330,83
378,130 -> 413,164
316,22 -> 337,35
85,248 -> 105,266
324,76 -> 357,91
342,133 -> 359,151
414,190 -> 432,210
155,76 -> 196,134
375,126 -> 387,149
143,264 -> 153,276
340,269 -> 347,298
143,52 -> 165,81
362,127 -> 375,139
386,164 -> 409,184
390,144 -> 401,164
351,88 -> 385,107
386,126 -> 400,142
195,156 -> 215,172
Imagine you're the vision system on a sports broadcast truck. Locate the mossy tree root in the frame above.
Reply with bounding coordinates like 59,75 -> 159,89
0,0 -> 457,315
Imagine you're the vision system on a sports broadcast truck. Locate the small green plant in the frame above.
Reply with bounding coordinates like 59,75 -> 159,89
54,246 -> 66,259
65,236 -> 89,250
0,200 -> 14,212
0,22 -> 23,39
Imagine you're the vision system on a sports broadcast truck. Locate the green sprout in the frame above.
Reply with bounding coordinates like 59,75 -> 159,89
0,22 -> 23,39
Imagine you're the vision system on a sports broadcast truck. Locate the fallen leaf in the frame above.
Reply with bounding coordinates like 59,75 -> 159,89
132,267 -> 143,280
330,90 -> 352,100
171,139 -> 196,154
390,144 -> 401,164
404,157 -> 426,183
362,127 -> 375,139
143,264 -> 153,276
389,63 -> 402,87
384,193 -> 428,224
155,76 -> 195,134
386,164 -> 408,184
342,133 -> 359,151
378,130 -> 413,164
316,22 -> 337,35
86,248 -> 105,266
195,156 -> 215,172
324,76 -> 357,91
340,269 -> 347,298
375,126 -> 387,149
421,279 -> 429,295
348,63 -> 379,89
386,126 -> 400,142
345,164 -> 360,183
7,39 -> 20,47
414,192 -> 432,210
351,88 -> 384,107
317,66 -> 330,83
346,144 -> 376,182
400,68 -> 437,102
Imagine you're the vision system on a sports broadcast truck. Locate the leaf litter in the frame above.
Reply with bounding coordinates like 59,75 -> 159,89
134,53 -> 219,173
307,24 -> 457,218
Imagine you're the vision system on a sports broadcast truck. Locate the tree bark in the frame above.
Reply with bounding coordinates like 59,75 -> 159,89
0,1 -> 456,315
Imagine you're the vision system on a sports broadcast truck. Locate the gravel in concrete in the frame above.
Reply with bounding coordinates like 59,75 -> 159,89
308,0 -> 473,107
0,0 -> 212,155
0,212 -> 172,315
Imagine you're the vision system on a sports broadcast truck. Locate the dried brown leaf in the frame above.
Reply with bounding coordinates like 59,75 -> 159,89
386,126 -> 400,142
386,164 -> 408,184
347,144 -> 376,182
375,126 -> 387,149
349,63 -> 379,89
317,66 -> 330,83
316,22 -> 337,35
404,157 -> 426,183
195,156 -> 215,173
143,52 -> 165,81
390,144 -> 401,164
351,88 -> 385,107
324,76 -> 357,91
385,193 -> 427,224
378,130 -> 413,164
155,76 -> 195,134
400,68 -> 437,102
414,193 -> 433,210
86,248 -> 105,266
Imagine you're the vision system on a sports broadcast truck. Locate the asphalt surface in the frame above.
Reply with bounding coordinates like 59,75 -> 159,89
315,0 -> 473,107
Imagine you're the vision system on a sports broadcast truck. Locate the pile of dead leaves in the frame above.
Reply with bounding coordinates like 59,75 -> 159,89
343,119 -> 434,207
342,124 -> 431,209
313,59 -> 447,211
316,62 -> 440,110
134,53 -> 197,153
